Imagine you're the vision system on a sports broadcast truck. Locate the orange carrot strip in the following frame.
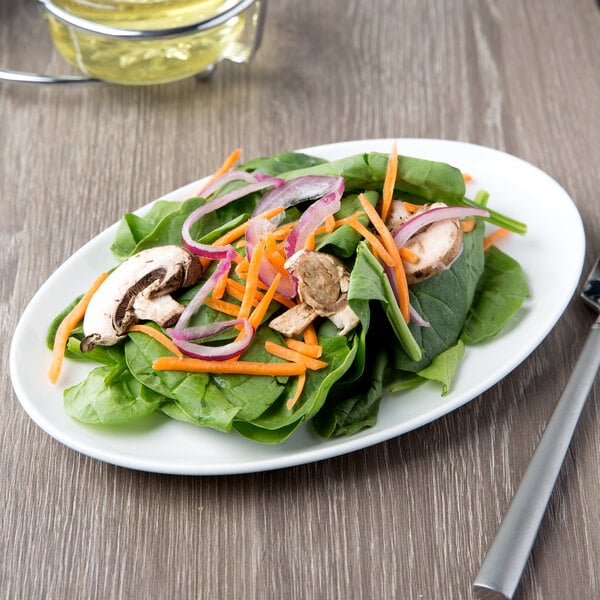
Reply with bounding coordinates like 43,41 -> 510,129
285,338 -> 323,359
225,279 -> 260,307
211,269 -> 229,300
461,218 -> 477,233
48,272 -> 109,383
335,211 -> 364,226
287,372 -> 306,410
197,148 -> 242,196
359,193 -> 410,323
267,252 -> 289,277
249,273 -> 282,329
127,324 -> 183,358
483,228 -> 509,251
211,206 -> 285,248
203,297 -> 241,317
234,257 -> 249,278
462,172 -> 473,183
238,238 -> 265,319
271,221 -> 298,239
325,214 -> 336,233
153,356 -> 306,377
264,340 -> 328,370
381,142 -> 398,222
304,233 -> 316,251
254,279 -> 296,309
402,201 -> 422,213
345,216 -> 395,267
303,323 -> 319,345
399,246 -> 419,264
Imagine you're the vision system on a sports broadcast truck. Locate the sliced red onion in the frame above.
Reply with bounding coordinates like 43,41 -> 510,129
410,305 -> 430,327
245,217 -> 297,298
199,169 -> 259,198
167,319 -> 254,361
252,175 -> 344,218
174,249 -> 236,331
284,183 -> 343,257
182,177 -> 283,259
393,205 -> 490,248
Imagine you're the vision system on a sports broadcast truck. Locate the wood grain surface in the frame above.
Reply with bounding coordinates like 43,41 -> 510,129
1,1 -> 600,598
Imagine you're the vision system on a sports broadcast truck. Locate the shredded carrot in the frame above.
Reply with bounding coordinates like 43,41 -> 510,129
197,148 -> 242,196
461,218 -> 477,233
211,206 -> 285,248
303,323 -> 319,345
325,214 -> 336,233
271,221 -> 298,240
483,228 -> 509,251
358,193 -> 410,322
225,279 -> 260,307
402,201 -> 422,213
254,279 -> 296,309
304,233 -> 316,251
234,259 -> 249,279
264,233 -> 280,257
345,216 -> 395,267
267,250 -> 288,275
381,142 -> 398,222
287,372 -> 306,410
248,273 -> 281,329
238,238 -> 265,319
211,269 -> 229,300
48,272 -> 109,384
285,338 -> 323,359
203,297 -> 241,317
462,172 -> 473,183
399,246 -> 419,264
264,340 -> 328,370
127,324 -> 183,358
312,211 -> 363,236
153,356 -> 306,377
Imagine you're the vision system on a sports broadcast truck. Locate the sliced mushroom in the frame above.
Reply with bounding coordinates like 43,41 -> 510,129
80,245 -> 203,351
387,201 -> 464,284
402,218 -> 463,284
268,303 -> 318,338
270,250 -> 360,337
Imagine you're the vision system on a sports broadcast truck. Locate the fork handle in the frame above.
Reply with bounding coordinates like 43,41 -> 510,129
473,319 -> 600,600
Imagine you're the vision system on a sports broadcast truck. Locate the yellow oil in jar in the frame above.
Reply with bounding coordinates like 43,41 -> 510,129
47,1 -> 249,84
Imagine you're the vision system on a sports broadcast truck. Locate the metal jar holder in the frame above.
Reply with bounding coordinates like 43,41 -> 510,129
0,0 -> 266,85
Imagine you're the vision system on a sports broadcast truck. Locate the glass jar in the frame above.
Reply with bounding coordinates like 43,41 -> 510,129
43,0 -> 265,85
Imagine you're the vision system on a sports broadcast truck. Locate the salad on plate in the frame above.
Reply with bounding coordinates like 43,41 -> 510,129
46,146 -> 529,444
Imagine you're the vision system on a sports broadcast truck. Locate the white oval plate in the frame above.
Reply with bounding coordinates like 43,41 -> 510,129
10,139 -> 585,475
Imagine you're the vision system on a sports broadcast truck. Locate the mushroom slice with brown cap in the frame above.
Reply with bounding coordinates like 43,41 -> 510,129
388,201 -> 464,285
80,245 -> 203,351
269,250 -> 360,337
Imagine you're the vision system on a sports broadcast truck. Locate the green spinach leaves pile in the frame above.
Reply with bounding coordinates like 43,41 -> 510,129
47,151 -> 529,443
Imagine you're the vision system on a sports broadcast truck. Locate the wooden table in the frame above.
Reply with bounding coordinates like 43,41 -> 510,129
2,1 -> 599,598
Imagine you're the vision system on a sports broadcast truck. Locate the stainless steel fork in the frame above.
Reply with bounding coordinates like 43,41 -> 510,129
473,256 -> 600,600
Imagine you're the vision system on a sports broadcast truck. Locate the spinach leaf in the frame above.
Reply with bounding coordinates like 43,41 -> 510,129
64,366 -> 164,425
236,332 -> 357,431
416,339 -> 465,395
316,191 -> 378,258
312,345 -> 389,438
393,221 -> 485,372
111,200 -> 183,260
240,151 -> 327,175
124,333 -> 241,432
348,242 -> 421,361
280,152 -> 465,203
462,245 -> 529,344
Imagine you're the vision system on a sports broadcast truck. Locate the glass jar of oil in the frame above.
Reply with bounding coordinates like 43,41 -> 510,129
45,0 -> 264,85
